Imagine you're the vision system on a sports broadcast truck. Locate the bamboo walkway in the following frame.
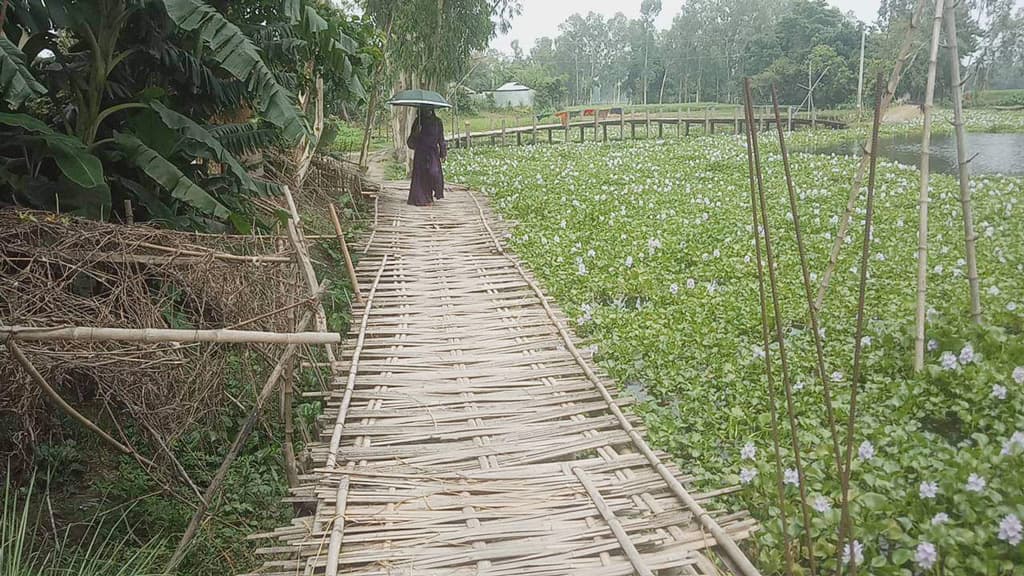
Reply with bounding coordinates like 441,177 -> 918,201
243,181 -> 760,576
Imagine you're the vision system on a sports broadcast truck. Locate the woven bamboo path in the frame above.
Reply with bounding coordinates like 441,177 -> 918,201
243,181 -> 760,576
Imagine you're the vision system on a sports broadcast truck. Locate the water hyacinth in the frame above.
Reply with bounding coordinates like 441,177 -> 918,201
739,467 -> 758,484
858,440 -> 875,461
940,351 -> 959,371
997,514 -> 1022,546
842,540 -> 864,566
915,541 -> 938,570
446,131 -> 1024,572
919,481 -> 938,499
965,474 -> 987,493
991,384 -> 1007,400
740,442 -> 757,460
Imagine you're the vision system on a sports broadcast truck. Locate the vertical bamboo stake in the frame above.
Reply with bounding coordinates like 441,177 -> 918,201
465,121 -> 471,149
532,115 -> 537,144
944,2 -> 981,324
124,199 -> 133,225
328,203 -> 363,303
280,244 -> 300,489
914,0 -> 946,372
745,78 -> 816,575
741,85 -> 795,576
836,73 -> 885,576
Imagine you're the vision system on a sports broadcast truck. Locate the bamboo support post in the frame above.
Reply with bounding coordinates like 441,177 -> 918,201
328,203 -> 363,303
165,301 -> 322,572
465,121 -> 471,148
619,110 -> 625,139
0,325 -> 340,345
914,0 -> 946,372
704,108 -> 710,134
944,2 -> 981,324
532,116 -> 537,144
124,199 -> 133,225
500,118 -> 506,146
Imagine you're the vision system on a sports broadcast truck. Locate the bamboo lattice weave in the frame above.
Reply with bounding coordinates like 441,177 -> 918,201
243,182 -> 760,576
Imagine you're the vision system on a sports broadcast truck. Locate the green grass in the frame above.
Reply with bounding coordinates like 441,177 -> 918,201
448,134 -> 1024,574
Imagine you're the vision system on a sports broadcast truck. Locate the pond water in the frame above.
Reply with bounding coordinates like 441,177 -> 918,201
802,132 -> 1024,176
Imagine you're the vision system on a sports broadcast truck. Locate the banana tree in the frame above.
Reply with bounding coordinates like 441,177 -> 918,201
0,0 -> 324,228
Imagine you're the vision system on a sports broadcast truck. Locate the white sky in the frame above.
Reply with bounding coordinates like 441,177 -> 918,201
491,0 -> 881,53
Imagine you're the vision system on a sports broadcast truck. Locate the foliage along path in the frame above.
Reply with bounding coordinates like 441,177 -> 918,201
243,179 -> 761,575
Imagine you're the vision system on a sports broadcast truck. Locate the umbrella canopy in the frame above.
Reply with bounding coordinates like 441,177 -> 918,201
387,89 -> 451,109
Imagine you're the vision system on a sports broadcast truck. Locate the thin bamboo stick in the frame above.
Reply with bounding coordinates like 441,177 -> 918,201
814,0 -> 926,311
746,79 -> 813,575
0,325 -> 340,345
325,254 -> 389,469
943,2 -> 982,324
836,73 -> 885,576
914,0 -> 946,372
285,213 -> 336,363
328,203 -> 363,303
743,85 -> 795,576
771,83 -> 846,571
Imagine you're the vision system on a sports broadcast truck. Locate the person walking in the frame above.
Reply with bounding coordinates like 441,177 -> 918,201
406,107 -> 447,206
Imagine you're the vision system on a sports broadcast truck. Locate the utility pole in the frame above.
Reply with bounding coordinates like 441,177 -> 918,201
857,28 -> 866,114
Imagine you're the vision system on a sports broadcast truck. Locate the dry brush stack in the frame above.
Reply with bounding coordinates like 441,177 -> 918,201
0,211 -> 297,463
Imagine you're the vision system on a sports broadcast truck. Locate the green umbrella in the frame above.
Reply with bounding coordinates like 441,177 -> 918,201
387,89 -> 451,109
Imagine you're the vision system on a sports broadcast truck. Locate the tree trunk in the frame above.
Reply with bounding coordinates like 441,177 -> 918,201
944,2 -> 981,324
914,0 -> 946,372
659,70 -> 668,105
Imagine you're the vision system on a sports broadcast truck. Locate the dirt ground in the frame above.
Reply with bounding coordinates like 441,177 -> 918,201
883,103 -> 923,123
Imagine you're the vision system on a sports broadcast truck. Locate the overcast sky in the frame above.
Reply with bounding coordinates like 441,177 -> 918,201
490,0 -> 880,53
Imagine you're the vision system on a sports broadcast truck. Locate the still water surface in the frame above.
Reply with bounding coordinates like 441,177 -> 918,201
803,132 -> 1024,176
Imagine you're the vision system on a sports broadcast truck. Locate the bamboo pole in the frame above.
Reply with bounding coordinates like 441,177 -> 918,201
0,325 -> 340,345
814,0 -> 926,311
324,476 -> 350,576
741,91 -> 794,576
744,79 -> 811,575
944,2 -> 981,324
914,0 -> 946,373
836,73 -> 885,576
328,203 -> 363,303
165,302 -> 321,572
280,240 -> 300,489
771,85 -> 846,566
573,467 -> 654,576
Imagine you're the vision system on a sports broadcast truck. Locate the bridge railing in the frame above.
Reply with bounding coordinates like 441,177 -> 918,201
448,110 -> 847,150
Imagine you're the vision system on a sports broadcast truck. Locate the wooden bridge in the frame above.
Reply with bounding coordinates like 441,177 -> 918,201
450,112 -> 846,149
243,181 -> 761,575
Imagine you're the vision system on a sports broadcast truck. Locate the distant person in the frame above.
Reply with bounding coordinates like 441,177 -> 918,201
406,107 -> 447,206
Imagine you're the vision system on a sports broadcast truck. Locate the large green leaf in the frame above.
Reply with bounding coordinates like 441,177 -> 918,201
148,101 -> 260,197
208,122 -> 280,156
0,36 -> 47,109
163,0 -> 308,142
0,112 -> 106,190
113,132 -> 230,219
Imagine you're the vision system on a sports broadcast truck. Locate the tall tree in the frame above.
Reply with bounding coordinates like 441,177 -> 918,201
363,0 -> 519,163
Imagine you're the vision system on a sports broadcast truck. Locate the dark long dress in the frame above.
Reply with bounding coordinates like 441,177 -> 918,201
407,114 -> 447,206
